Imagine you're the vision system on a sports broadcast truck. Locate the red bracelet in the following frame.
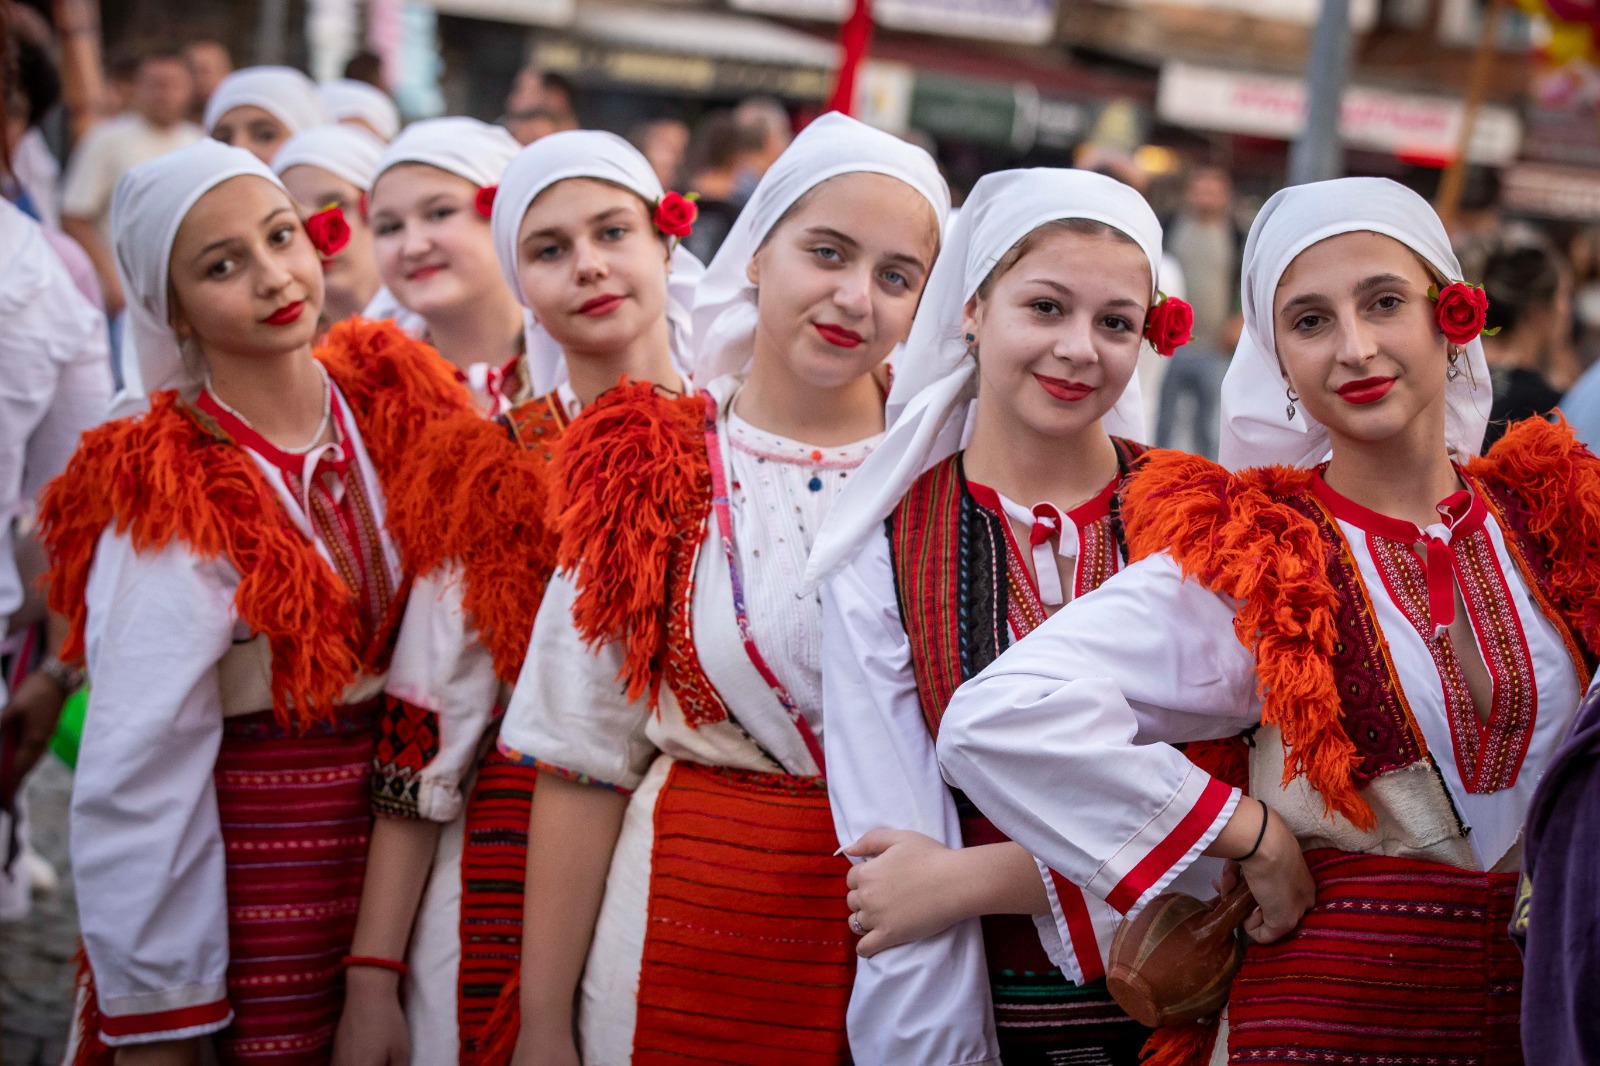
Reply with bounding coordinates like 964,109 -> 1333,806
342,954 -> 409,977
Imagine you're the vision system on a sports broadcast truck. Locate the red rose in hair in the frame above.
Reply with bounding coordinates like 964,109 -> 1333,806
653,191 -> 699,239
1432,281 -> 1494,345
1144,293 -> 1194,357
305,204 -> 351,260
475,185 -> 497,219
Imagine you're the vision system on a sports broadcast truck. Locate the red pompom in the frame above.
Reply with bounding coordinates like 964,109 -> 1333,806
475,185 -> 497,219
304,204 -> 351,260
1144,293 -> 1194,357
653,191 -> 699,239
1433,281 -> 1492,345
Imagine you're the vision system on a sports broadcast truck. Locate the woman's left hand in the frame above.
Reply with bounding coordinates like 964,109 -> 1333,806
843,829 -> 971,958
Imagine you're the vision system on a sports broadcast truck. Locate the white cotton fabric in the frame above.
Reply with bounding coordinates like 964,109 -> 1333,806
689,111 -> 950,383
317,79 -> 401,141
203,66 -> 331,137
805,167 -> 1159,587
371,116 -> 519,193
490,130 -> 705,374
1219,177 -> 1492,469
271,124 -> 386,192
110,140 -> 286,397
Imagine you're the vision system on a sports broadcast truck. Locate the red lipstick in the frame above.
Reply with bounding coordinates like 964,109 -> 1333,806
1336,376 -> 1396,405
262,300 -> 304,326
1034,373 -> 1094,402
407,265 -> 444,282
579,294 -> 625,317
814,323 -> 864,349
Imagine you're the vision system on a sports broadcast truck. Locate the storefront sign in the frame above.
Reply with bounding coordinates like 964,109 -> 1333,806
1157,61 -> 1522,166
729,0 -> 1057,44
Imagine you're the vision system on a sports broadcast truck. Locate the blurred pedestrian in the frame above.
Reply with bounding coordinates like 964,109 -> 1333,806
4,12 -> 62,226
344,50 -> 384,88
182,36 -> 231,121
1155,164 -> 1240,459
679,110 -> 764,263
205,65 -> 332,165
59,44 -> 201,316
628,114 -> 689,188
1480,241 -> 1567,449
319,77 -> 401,142
732,96 -> 791,194
501,68 -> 578,145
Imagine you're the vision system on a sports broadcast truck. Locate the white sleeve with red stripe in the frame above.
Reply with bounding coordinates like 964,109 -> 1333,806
939,550 -> 1259,918
821,535 -> 1001,1066
385,564 -> 501,821
75,533 -> 236,1043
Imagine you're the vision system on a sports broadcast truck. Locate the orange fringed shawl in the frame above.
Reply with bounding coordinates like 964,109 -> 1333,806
384,397 -> 564,684
547,380 -> 710,707
1121,417 -> 1600,832
36,318 -> 469,729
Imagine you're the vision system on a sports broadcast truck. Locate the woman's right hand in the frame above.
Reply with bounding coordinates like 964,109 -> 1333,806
1233,808 -> 1315,944
331,970 -> 410,1066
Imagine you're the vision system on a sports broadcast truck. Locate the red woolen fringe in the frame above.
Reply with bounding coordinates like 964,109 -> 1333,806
71,945 -> 112,1066
1468,415 -> 1600,660
1121,451 -> 1371,830
385,408 -> 558,684
546,380 -> 711,707
34,318 -> 469,728
1139,1018 -> 1218,1066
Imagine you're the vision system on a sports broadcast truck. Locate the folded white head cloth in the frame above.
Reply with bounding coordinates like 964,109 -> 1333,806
204,66 -> 332,137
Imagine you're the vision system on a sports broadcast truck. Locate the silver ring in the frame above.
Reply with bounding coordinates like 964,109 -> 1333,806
849,913 -> 864,936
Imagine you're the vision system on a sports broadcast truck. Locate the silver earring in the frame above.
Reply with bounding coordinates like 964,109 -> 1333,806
1447,346 -> 1462,380
1285,386 -> 1299,422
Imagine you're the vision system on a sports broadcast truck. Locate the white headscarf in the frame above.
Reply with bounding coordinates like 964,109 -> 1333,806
372,116 -> 519,192
805,167 -> 1159,586
203,66 -> 331,138
689,111 -> 950,383
271,125 -> 386,192
318,79 -> 401,141
370,117 -> 549,391
111,140 -> 287,397
490,129 -> 704,377
1218,177 -> 1492,469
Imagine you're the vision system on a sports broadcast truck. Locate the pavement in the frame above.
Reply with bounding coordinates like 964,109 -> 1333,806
1,756 -> 78,1066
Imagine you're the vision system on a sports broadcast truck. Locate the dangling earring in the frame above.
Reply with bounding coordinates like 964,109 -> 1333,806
965,332 -> 978,360
1285,386 -> 1299,422
1447,345 -> 1462,381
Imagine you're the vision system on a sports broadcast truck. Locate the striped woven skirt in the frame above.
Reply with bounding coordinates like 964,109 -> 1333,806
456,743 -> 538,1059
1226,848 -> 1523,1065
577,756 -> 854,1066
961,808 -> 1149,1066
212,703 -> 377,1063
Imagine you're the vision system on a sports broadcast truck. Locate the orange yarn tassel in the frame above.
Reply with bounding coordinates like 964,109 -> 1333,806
1122,450 -> 1371,830
1140,1018 -> 1219,1066
70,946 -> 113,1066
547,380 -> 711,707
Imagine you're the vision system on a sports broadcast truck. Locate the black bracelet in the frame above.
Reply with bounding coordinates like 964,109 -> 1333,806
1235,800 -> 1270,862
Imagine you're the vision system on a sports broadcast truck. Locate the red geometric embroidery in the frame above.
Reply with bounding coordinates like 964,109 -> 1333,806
1368,527 -> 1537,793
371,696 -> 441,817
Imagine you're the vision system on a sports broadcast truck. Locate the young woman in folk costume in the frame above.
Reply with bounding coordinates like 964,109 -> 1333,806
492,112 -> 949,1066
331,130 -> 703,1066
365,117 -> 564,415
939,177 -> 1600,1065
38,140 -> 468,1064
803,167 -> 1239,1066
205,66 -> 333,166
272,125 -> 388,327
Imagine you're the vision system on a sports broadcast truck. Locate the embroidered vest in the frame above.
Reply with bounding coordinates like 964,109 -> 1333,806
39,318 -> 470,727
1121,422 -> 1599,830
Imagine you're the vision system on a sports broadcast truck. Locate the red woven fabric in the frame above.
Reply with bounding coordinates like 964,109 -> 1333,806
456,744 -> 538,1058
1227,848 -> 1523,1065
630,761 -> 853,1065
212,704 -> 376,1063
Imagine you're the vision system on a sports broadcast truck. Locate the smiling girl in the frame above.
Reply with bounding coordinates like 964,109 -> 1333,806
805,168 -> 1220,1066
39,140 -> 466,1065
332,130 -> 701,1066
366,117 -> 569,416
494,112 -> 949,1066
204,66 -> 332,165
938,178 -> 1600,1063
